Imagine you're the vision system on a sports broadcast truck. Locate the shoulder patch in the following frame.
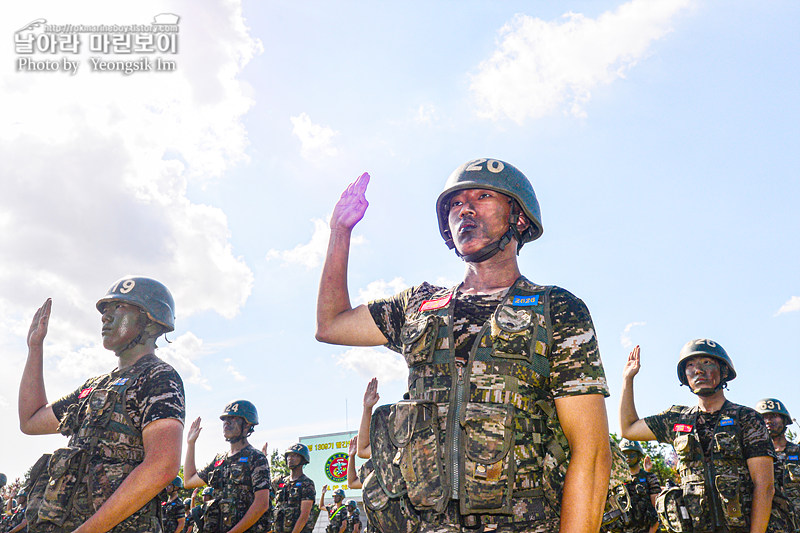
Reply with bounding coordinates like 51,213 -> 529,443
214,459 -> 224,467
788,455 -> 799,461
512,295 -> 540,306
719,418 -> 735,427
419,293 -> 452,312
674,423 -> 693,433
78,387 -> 94,399
238,456 -> 249,463
111,377 -> 129,386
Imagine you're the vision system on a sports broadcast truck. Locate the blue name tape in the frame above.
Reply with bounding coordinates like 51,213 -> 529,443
512,295 -> 539,306
719,418 -> 735,427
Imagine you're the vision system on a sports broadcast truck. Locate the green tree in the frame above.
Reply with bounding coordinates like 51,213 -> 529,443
271,449 -> 289,478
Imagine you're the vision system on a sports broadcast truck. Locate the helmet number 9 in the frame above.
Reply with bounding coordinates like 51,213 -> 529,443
111,279 -> 136,294
465,159 -> 504,174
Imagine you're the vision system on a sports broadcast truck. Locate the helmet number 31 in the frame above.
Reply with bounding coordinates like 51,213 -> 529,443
465,159 -> 504,173
111,279 -> 136,294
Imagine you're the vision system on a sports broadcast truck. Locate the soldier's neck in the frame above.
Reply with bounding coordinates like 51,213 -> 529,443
461,253 -> 521,294
229,438 -> 249,455
290,466 -> 304,481
773,434 -> 788,452
115,343 -> 156,371
629,465 -> 642,475
696,391 -> 726,413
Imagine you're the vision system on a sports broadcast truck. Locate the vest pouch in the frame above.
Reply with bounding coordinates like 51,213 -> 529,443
713,432 -> 742,459
490,305 -> 534,361
714,474 -> 746,529
400,315 -> 438,367
674,434 -> 700,461
203,498 -> 221,533
371,405 -> 407,498
363,470 -> 420,533
86,388 -> 117,428
39,446 -> 88,527
219,498 -> 237,530
390,400 -> 447,512
24,453 -> 52,529
655,486 -> 691,533
460,402 -> 515,514
786,463 -> 800,484
682,481 -> 713,533
601,484 -> 632,532
769,493 -> 797,533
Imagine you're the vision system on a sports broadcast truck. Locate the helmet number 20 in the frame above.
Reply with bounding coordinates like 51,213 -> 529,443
465,159 -> 504,174
111,279 -> 136,294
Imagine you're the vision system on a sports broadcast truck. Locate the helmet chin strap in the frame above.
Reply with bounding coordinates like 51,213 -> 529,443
456,206 -> 522,263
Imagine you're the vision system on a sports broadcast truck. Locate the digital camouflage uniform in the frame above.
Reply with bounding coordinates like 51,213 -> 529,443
273,474 -> 316,533
620,470 -> 660,533
26,354 -> 185,533
644,401 -> 774,533
198,444 -> 271,533
367,278 -> 609,532
770,441 -> 800,533
326,504 -> 347,533
5,504 -> 27,533
162,498 -> 184,533
345,509 -> 361,533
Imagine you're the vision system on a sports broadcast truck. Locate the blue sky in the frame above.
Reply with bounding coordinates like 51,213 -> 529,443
0,0 -> 798,482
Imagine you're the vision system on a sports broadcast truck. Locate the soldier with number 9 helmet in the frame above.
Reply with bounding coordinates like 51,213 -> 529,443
96,275 -> 176,333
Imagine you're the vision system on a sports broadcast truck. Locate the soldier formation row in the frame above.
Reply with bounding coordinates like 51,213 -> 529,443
6,158 -> 791,533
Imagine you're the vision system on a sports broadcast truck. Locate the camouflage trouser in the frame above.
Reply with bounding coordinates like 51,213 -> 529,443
416,501 -> 558,533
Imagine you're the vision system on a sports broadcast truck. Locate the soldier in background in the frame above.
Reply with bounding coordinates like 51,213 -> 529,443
754,398 -> 800,531
273,444 -> 316,533
19,276 -> 185,532
162,477 -> 186,533
320,487 -> 346,533
344,501 -> 360,533
316,160 -> 612,532
184,401 -> 271,533
620,341 -> 774,533
618,440 -> 659,533
5,489 -> 27,533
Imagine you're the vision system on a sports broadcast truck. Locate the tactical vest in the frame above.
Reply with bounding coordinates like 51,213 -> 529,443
390,277 -> 560,525
27,358 -> 160,533
769,442 -> 800,533
326,504 -> 346,533
621,472 -> 658,532
273,475 -> 318,533
671,402 -> 751,533
203,446 -> 270,533
162,498 -> 183,533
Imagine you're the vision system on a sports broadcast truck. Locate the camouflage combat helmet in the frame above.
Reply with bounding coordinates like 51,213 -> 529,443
436,158 -> 543,262
0,473 -> 5,487
169,476 -> 183,490
619,439 -> 645,457
346,499 -> 358,509
756,398 -> 792,425
220,400 -> 259,426
332,488 -> 346,499
96,276 -> 175,332
285,443 -> 311,465
677,338 -> 736,386
202,487 -> 214,497
183,498 -> 192,507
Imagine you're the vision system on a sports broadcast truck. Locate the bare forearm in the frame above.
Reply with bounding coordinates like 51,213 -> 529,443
19,344 -> 50,433
559,444 -> 611,533
619,377 -> 640,436
184,441 -> 199,481
357,406 -> 371,459
316,229 -> 354,342
749,482 -> 774,533
347,453 -> 362,489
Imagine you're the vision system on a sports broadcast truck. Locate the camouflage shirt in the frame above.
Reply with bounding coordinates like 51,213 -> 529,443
644,403 -> 774,460
162,498 -> 184,533
775,441 -> 800,516
368,282 -> 609,398
344,509 -> 361,533
198,444 -> 271,532
273,474 -> 316,533
325,503 -> 346,533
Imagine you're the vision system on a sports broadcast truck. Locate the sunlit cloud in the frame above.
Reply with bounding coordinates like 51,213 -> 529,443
775,296 -> 800,316
290,112 -> 340,159
621,321 -> 646,349
333,347 -> 407,384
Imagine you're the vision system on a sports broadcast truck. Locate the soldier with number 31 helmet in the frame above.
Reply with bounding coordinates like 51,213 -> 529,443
316,159 -> 611,532
184,401 -> 271,533
19,276 -> 186,533
755,398 -> 800,531
620,340 -> 775,533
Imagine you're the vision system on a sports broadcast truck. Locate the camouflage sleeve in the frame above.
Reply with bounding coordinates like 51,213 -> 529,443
50,378 -> 94,421
548,287 -> 609,398
739,407 -> 776,460
132,359 -> 186,428
301,477 -> 316,502
644,407 -> 684,445
250,451 -> 271,492
646,471 -> 661,495
367,283 -> 441,353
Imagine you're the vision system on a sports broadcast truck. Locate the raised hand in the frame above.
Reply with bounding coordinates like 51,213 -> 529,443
187,417 -> 203,444
622,345 -> 642,381
261,441 -> 269,456
27,299 -> 52,348
348,436 -> 358,456
363,377 -> 379,409
330,172 -> 370,232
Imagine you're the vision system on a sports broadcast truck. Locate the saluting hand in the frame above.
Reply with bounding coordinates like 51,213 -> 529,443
27,298 -> 52,348
330,172 -> 370,232
363,377 -> 379,409
187,417 -> 203,444
261,441 -> 269,456
348,436 -> 358,456
622,345 -> 642,381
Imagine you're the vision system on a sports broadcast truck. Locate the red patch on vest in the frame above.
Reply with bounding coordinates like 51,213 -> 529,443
214,459 -> 224,467
78,387 -> 94,399
419,293 -> 452,312
674,423 -> 693,433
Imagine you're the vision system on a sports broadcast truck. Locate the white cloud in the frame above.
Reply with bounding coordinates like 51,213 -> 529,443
290,112 -> 340,159
356,277 -> 408,304
470,0 -> 692,123
334,347 -> 408,384
620,321 -> 646,349
158,332 -> 210,389
414,104 -> 438,125
223,357 -> 247,382
266,218 -> 365,269
775,296 -> 800,316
